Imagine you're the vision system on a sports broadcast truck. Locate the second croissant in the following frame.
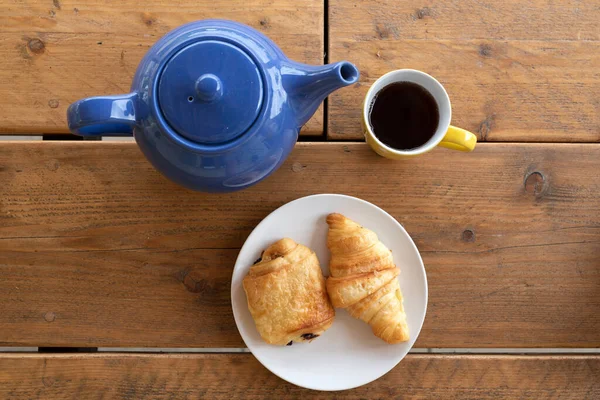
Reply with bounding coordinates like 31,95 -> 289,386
325,213 -> 409,344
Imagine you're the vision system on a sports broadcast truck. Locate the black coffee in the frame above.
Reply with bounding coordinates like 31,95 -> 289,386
368,82 -> 439,150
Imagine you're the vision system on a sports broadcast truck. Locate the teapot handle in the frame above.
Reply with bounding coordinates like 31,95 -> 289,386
67,93 -> 138,136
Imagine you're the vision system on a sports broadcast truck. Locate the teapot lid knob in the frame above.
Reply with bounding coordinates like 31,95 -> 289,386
195,74 -> 223,103
157,40 -> 263,145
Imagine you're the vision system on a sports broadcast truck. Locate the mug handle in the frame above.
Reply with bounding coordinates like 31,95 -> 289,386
67,93 -> 138,137
438,126 -> 477,152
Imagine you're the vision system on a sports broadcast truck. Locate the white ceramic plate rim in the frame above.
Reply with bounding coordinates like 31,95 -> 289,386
231,194 -> 428,391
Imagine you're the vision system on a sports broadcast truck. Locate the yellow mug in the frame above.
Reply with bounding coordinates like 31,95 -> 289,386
363,69 -> 477,159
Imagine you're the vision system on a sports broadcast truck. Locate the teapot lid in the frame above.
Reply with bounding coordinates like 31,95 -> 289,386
158,40 -> 263,144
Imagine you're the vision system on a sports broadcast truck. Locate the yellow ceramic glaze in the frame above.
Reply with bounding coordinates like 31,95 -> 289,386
438,126 -> 477,152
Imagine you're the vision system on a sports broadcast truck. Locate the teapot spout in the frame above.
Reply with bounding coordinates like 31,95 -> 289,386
283,61 -> 359,128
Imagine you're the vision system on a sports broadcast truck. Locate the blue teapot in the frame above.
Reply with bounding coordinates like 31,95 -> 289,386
67,20 -> 359,192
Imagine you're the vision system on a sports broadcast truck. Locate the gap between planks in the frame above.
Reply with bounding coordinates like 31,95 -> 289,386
4,137 -> 600,144
2,348 -> 600,354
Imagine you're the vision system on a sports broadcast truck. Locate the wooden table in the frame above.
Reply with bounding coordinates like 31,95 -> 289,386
1,1 -> 599,398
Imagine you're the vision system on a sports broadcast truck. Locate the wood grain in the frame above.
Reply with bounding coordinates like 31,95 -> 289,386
328,0 -> 600,141
0,354 -> 599,399
1,142 -> 599,347
0,0 -> 323,135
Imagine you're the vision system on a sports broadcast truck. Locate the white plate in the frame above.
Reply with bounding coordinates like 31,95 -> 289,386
231,194 -> 428,391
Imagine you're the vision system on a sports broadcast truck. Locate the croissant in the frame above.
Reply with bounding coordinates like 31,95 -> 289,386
325,213 -> 409,344
243,238 -> 335,346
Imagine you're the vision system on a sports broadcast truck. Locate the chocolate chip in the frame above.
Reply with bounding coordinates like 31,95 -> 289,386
301,333 -> 319,340
286,341 -> 293,346
253,250 -> 267,264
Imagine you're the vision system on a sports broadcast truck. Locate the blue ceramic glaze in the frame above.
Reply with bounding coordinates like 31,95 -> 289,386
67,20 -> 359,192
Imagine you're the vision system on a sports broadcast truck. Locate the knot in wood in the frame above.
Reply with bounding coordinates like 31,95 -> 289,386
27,38 -> 45,54
479,43 -> 493,57
478,114 -> 495,141
291,162 -> 305,173
462,229 -> 475,242
524,171 -> 547,197
415,7 -> 432,19
259,17 -> 270,28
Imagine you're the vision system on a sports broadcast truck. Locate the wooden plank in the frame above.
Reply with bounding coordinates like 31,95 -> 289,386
328,0 -> 600,141
0,0 -> 323,135
0,354 -> 598,399
1,142 -> 599,348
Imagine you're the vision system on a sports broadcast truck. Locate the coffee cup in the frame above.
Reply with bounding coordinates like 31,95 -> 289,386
363,69 -> 477,159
